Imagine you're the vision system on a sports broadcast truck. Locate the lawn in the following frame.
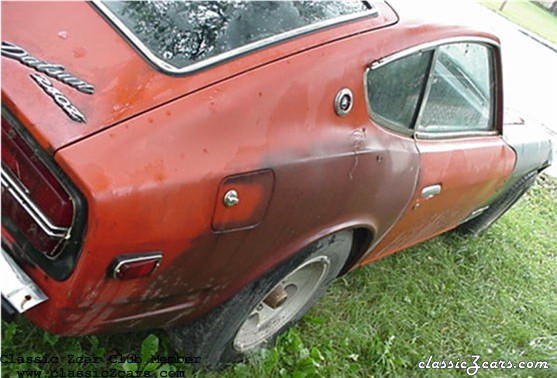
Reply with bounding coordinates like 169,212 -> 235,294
2,175 -> 556,377
480,0 -> 557,44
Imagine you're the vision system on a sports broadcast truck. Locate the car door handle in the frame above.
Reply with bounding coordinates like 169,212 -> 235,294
421,184 -> 442,199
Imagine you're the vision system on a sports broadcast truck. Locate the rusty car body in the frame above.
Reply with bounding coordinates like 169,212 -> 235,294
1,0 -> 552,368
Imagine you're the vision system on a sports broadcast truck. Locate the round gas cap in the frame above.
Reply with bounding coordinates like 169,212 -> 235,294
334,88 -> 353,117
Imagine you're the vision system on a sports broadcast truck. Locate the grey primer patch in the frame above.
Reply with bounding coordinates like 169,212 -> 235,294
30,73 -> 86,123
1,41 -> 95,94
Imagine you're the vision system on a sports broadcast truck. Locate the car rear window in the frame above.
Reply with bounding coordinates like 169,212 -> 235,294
100,1 -> 373,71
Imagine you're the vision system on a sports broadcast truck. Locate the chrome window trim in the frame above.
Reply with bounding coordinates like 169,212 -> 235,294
415,130 -> 498,139
92,1 -> 378,75
369,36 -> 500,71
413,48 -> 439,133
1,169 -> 70,238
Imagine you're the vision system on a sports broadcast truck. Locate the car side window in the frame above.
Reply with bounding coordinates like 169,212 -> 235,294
418,43 -> 494,132
366,50 -> 433,133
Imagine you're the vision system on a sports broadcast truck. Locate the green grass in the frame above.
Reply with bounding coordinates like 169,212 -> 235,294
480,0 -> 557,44
2,175 -> 556,377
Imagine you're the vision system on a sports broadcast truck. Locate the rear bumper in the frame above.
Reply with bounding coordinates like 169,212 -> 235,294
2,296 -> 18,322
1,247 -> 47,316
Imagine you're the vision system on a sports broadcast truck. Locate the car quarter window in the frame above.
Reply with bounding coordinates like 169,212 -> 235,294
365,50 -> 433,133
418,43 -> 495,133
101,1 -> 371,70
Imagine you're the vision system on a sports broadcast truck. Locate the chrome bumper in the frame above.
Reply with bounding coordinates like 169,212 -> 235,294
1,248 -> 47,313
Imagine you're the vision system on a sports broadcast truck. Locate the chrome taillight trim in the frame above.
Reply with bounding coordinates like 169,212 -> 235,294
2,107 -> 87,280
368,36 -> 501,71
1,169 -> 70,239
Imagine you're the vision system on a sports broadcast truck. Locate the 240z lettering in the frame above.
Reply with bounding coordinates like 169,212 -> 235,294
30,73 -> 86,123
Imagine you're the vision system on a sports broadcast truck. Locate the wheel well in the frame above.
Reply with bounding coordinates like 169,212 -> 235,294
339,227 -> 374,275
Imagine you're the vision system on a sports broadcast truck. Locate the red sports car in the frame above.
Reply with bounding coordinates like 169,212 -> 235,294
1,0 -> 552,368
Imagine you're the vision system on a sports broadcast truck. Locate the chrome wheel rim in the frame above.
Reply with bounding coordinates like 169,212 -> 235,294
233,255 -> 330,352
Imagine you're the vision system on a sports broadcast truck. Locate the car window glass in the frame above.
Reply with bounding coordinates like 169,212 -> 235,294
419,43 -> 494,132
102,1 -> 370,69
366,51 -> 432,131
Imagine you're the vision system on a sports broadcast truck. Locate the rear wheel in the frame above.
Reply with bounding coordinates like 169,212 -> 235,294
234,253 -> 332,352
168,230 -> 353,369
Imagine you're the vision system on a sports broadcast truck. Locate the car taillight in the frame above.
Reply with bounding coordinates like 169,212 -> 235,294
1,115 -> 74,257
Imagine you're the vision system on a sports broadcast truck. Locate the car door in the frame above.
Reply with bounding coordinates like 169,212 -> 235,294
365,40 -> 515,261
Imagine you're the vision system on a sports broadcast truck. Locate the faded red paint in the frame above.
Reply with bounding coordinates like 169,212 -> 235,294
361,137 -> 515,264
1,1 -> 398,152
1,1 -> 514,336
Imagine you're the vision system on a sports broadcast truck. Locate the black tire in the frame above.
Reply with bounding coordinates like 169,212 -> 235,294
167,230 -> 353,370
456,171 -> 538,235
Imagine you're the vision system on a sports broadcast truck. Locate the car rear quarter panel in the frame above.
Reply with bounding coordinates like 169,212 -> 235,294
22,11 -> 504,335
